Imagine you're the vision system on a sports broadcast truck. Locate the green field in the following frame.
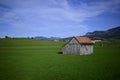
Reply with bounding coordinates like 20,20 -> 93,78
0,38 -> 120,80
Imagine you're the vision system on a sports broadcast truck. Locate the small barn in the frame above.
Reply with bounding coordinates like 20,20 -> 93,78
62,36 -> 94,55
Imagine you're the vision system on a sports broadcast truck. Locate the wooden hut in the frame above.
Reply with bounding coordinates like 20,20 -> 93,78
62,36 -> 94,55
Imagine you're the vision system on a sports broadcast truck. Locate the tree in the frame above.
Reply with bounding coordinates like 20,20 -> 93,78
5,36 -> 9,38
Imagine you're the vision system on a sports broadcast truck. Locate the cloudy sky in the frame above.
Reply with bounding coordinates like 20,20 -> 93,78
0,0 -> 120,38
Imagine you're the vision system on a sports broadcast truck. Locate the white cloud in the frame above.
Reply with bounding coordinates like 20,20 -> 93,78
0,0 -> 120,37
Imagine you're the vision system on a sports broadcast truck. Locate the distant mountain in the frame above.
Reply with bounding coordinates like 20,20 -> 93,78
49,37 -> 61,40
61,37 -> 72,40
34,36 -> 48,40
84,26 -> 120,40
34,26 -> 120,40
34,36 -> 61,40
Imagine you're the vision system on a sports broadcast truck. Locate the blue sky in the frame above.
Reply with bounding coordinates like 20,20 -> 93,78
0,0 -> 120,38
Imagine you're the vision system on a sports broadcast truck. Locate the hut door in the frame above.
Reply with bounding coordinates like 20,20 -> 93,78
85,46 -> 88,54
77,45 -> 80,54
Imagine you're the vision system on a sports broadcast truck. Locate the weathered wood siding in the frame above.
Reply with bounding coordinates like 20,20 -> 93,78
62,38 -> 93,55
80,45 -> 93,55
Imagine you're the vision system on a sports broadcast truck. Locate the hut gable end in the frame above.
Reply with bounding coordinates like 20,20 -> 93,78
68,38 -> 80,45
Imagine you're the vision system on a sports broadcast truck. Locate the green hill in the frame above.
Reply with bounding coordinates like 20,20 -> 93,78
84,26 -> 120,40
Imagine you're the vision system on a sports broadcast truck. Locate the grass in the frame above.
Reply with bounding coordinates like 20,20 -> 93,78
0,38 -> 120,80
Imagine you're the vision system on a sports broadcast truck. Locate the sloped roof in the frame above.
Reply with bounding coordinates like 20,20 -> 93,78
74,36 -> 94,45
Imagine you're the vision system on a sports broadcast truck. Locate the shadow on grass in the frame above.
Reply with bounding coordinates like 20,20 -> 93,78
57,51 -> 63,54
114,74 -> 120,79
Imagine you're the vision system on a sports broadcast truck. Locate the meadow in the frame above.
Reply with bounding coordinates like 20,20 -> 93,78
0,38 -> 120,80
